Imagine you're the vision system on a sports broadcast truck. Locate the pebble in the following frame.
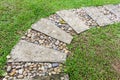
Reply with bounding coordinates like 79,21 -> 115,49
9,69 -> 16,76
55,40 -> 60,45
72,9 -> 98,27
40,36 -> 44,39
24,64 -> 28,67
17,75 -> 24,79
52,63 -> 59,68
8,77 -> 13,80
19,69 -> 23,74
5,76 -> 9,79
24,29 -> 70,54
27,63 -> 31,66
5,62 -> 64,79
34,41 -> 39,44
39,40 -> 44,44
64,49 -> 69,54
48,72 -> 52,76
68,27 -> 73,31
49,14 -> 76,35
21,36 -> 26,39
59,19 -> 66,24
7,66 -> 12,72
3,78 -> 7,80
61,77 -> 64,80
27,34 -> 31,38
6,55 -> 11,59
51,71 -> 56,74
27,29 -> 31,33
16,66 -> 21,69
48,64 -> 52,68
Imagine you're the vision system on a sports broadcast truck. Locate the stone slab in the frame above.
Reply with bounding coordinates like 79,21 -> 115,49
15,74 -> 69,80
104,4 -> 120,19
83,7 -> 113,26
32,73 -> 69,80
56,10 -> 90,34
31,18 -> 73,44
9,40 -> 67,63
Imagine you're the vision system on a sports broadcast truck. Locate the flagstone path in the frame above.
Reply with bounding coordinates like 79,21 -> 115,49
4,4 -> 120,80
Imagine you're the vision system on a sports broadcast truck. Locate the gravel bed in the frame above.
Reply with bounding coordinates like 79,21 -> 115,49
49,14 -> 76,35
72,9 -> 98,28
98,6 -> 120,22
21,29 -> 71,55
4,62 -> 64,80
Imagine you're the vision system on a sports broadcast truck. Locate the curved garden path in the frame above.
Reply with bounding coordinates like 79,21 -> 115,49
4,4 -> 120,80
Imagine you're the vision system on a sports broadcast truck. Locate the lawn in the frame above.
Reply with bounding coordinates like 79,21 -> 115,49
66,24 -> 120,80
0,0 -> 120,79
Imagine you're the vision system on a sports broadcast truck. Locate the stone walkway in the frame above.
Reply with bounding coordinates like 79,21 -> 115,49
4,4 -> 120,80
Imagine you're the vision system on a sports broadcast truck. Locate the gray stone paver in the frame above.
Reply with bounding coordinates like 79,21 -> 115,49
32,18 -> 73,44
96,6 -> 119,22
32,74 -> 69,80
15,74 -> 69,80
56,10 -> 90,34
104,4 -> 120,20
9,40 -> 67,63
83,7 -> 113,26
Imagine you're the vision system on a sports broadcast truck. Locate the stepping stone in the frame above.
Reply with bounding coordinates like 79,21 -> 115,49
31,18 -> 73,44
56,10 -> 90,34
83,7 -> 113,26
8,40 -> 67,63
15,73 -> 69,80
32,74 -> 69,80
104,4 -> 120,19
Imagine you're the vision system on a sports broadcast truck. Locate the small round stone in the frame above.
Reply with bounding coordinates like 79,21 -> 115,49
21,36 -> 26,39
6,55 -> 11,59
9,69 -> 16,76
7,66 -> 12,72
52,63 -> 59,68
3,78 -> 7,80
19,69 -> 23,74
51,71 -> 56,74
8,77 -> 13,80
27,34 -> 31,37
16,66 -> 21,69
48,64 -> 52,68
5,76 -> 9,79
17,75 -> 24,79
55,40 -> 60,45
40,36 -> 44,39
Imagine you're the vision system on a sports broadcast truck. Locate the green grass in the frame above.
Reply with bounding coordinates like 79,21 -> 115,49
66,24 -> 120,80
0,0 -> 120,77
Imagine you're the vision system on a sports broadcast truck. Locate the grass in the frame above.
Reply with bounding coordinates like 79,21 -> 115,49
0,0 -> 120,78
66,24 -> 120,80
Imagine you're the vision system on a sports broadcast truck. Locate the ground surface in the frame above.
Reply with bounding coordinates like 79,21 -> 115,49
66,23 -> 120,80
0,0 -> 120,79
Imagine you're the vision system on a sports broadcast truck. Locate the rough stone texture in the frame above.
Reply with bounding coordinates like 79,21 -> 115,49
104,4 -> 120,21
32,74 -> 69,80
49,14 -> 76,35
14,73 -> 69,80
9,40 -> 67,62
97,6 -> 119,22
56,10 -> 90,34
5,62 -> 64,80
72,9 -> 98,28
31,18 -> 73,44
22,29 -> 71,55
83,7 -> 113,26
